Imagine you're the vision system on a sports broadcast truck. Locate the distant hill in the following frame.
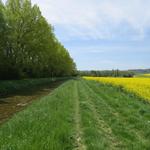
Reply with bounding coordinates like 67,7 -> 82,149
129,69 -> 150,74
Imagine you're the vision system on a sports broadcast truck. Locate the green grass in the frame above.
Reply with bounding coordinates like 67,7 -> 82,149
0,79 -> 150,149
0,80 -> 77,150
79,80 -> 150,149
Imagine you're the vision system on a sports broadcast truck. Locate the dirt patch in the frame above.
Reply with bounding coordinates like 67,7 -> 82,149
0,80 -> 64,124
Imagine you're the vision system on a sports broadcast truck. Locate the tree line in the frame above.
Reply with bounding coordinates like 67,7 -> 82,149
78,70 -> 135,77
0,0 -> 76,80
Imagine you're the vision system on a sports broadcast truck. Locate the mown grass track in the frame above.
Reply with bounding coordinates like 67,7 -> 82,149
79,80 -> 150,149
0,79 -> 150,149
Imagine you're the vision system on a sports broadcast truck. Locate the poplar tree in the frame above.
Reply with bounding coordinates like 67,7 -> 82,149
0,0 -> 76,79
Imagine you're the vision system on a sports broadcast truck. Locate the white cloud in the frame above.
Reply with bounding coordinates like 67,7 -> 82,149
30,0 -> 150,40
2,0 -> 150,40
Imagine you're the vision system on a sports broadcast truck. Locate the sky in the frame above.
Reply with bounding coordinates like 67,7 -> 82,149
3,0 -> 150,70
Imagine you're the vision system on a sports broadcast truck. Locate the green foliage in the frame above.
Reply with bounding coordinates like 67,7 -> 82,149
0,0 -> 76,79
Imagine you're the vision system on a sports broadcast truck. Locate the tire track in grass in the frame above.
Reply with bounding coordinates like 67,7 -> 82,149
73,81 -> 86,150
84,80 -> 150,149
83,80 -> 138,148
78,80 -> 122,149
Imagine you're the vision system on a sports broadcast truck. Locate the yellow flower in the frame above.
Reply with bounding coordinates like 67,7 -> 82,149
83,76 -> 150,101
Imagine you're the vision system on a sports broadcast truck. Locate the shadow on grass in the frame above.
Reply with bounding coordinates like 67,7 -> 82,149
0,79 -> 67,124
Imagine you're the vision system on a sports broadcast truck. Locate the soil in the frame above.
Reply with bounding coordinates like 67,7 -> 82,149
0,80 -> 64,125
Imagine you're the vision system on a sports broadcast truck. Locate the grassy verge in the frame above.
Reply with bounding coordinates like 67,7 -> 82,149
0,80 -> 77,150
0,79 -> 150,149
0,77 -> 68,97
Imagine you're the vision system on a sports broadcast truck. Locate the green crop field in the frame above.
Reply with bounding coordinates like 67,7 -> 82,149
135,73 -> 150,78
0,79 -> 150,150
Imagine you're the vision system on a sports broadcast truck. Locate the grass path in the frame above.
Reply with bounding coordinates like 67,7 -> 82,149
82,80 -> 150,149
0,79 -> 150,149
77,80 -> 121,149
73,81 -> 86,150
80,80 -> 121,149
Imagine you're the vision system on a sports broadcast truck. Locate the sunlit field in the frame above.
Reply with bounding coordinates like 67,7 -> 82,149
135,73 -> 150,78
83,77 -> 150,102
1,0 -> 150,149
143,74 -> 150,76
142,74 -> 150,77
1,79 -> 150,149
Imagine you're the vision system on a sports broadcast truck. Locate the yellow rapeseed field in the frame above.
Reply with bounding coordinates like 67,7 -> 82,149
83,77 -> 150,101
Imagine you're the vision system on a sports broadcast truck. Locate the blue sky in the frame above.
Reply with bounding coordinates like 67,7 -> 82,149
3,0 -> 150,70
